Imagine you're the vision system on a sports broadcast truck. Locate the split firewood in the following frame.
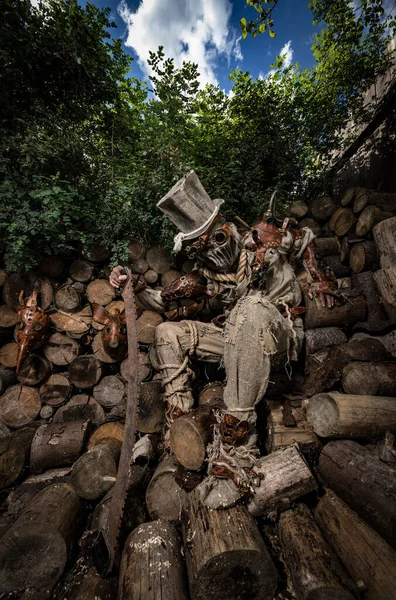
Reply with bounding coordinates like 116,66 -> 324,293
353,189 -> 396,214
68,355 -> 103,388
342,362 -> 396,395
0,483 -> 83,596
279,504 -> 357,600
137,381 -> 164,434
329,206 -> 346,230
351,270 -> 391,332
349,240 -> 378,273
93,375 -> 125,408
146,245 -> 173,274
287,200 -> 309,219
17,353 -> 51,386
119,520 -> 189,600
299,217 -> 321,236
303,292 -> 366,329
248,444 -> 316,518
356,205 -> 393,236
161,269 -> 182,287
304,327 -> 347,355
55,281 -> 86,312
333,208 -> 356,236
87,421 -> 125,450
68,258 -> 95,283
3,271 -> 53,310
169,406 -> 217,470
44,332 -> 80,365
318,440 -> 396,548
136,310 -> 163,345
0,364 -> 17,395
145,454 -> 188,523
53,394 -> 105,425
314,236 -> 340,256
266,400 -> 322,458
373,266 -> 396,320
39,255 -> 65,278
83,244 -> 110,264
50,305 -> 92,338
0,426 -> 37,489
0,341 -> 18,367
340,186 -> 357,207
86,279 -> 115,306
0,304 -> 17,328
316,490 -> 396,600
30,419 -> 90,474
71,438 -> 121,500
121,350 -> 152,383
373,216 -> 396,268
182,486 -> 278,600
310,195 -> 337,222
127,238 -> 146,262
0,385 -> 41,428
143,269 -> 158,284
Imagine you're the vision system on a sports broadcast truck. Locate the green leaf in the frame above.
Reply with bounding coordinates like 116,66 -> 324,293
242,29 -> 248,39
259,23 -> 266,33
240,18 -> 247,28
269,30 -> 276,38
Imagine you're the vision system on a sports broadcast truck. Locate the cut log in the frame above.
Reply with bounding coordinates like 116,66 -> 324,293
88,421 -> 125,450
83,244 -> 110,264
299,217 -> 321,237
0,483 -> 82,595
198,381 -> 224,406
322,255 -> 350,278
54,555 -> 117,600
69,258 -> 95,283
143,269 -> 158,284
71,439 -> 121,500
0,385 -> 41,428
3,272 -> 53,310
307,392 -> 396,438
137,381 -> 164,434
183,486 -> 278,600
0,364 -> 17,395
121,351 -> 151,383
310,195 -> 337,222
0,426 -> 36,489
0,341 -> 18,367
373,267 -> 396,320
130,257 -> 148,274
373,216 -> 396,268
265,400 -> 322,457
340,186 -> 357,207
53,394 -> 105,425
329,206 -> 346,230
356,206 -> 394,236
170,406 -> 217,470
92,332 -> 119,364
17,353 -> 51,386
55,281 -> 86,312
340,237 -> 350,263
247,444 -> 316,518
279,504 -> 356,600
93,375 -> 125,408
68,355 -> 103,388
315,491 -> 396,600
127,238 -> 146,262
333,208 -> 355,236
318,440 -> 396,547
0,269 -> 8,286
162,269 -> 182,287
44,332 -> 80,365
342,362 -> 396,396
303,292 -> 366,329
305,327 -> 347,355
353,189 -> 396,214
146,245 -> 173,274
351,270 -> 390,332
287,200 -> 309,219
40,405 -> 54,419
119,520 -> 188,600
0,304 -> 17,328
136,310 -> 163,345
350,241 -> 378,273
146,454 -> 188,522
314,237 -> 340,256
86,279 -> 115,306
39,254 -> 65,277
50,305 -> 92,337
30,419 -> 89,473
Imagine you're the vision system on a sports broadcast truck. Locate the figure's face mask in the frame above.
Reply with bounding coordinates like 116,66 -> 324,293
185,217 -> 242,272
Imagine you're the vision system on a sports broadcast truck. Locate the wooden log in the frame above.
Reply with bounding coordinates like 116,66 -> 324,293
130,257 -> 148,274
305,327 -> 347,355
143,269 -> 158,285
0,364 -> 17,395
247,444 -> 316,518
0,426 -> 36,489
299,217 -> 321,237
314,237 -> 340,256
39,373 -> 71,407
315,490 -> 396,600
54,555 -> 117,600
340,236 -> 350,263
137,381 -> 164,434
119,520 -> 188,600
146,454 -> 188,522
68,355 -> 103,388
287,200 -> 309,219
40,405 -> 54,419
279,504 -> 356,600
351,270 -> 391,332
0,483 -> 83,595
92,332 -> 119,364
170,406 -> 217,470
69,258 -> 95,283
17,353 -> 51,386
373,267 -> 396,320
146,245 -> 173,274
356,206 -> 394,236
303,292 -> 366,329
265,400 -> 322,457
83,244 -> 110,264
136,310 -> 163,345
322,254 -> 350,278
71,439 -> 121,500
0,385 -> 41,428
318,440 -> 396,547
30,420 -> 90,474
86,279 -> 115,306
373,216 -> 396,268
0,269 -> 8,286
342,362 -> 396,396
3,272 -> 53,310
307,392 -> 396,438
121,351 -> 151,383
50,305 -> 92,337
39,254 -> 65,277
127,238 -> 146,262
353,189 -> 396,214
93,375 -> 125,408
310,195 -> 337,222
340,186 -> 356,207
198,381 -> 224,406
44,332 -> 80,365
0,304 -> 17,328
88,421 -> 124,450
0,341 -> 18,367
53,394 -> 105,425
161,269 -> 182,287
0,421 -> 10,438
350,241 -> 378,273
183,486 -> 278,600
329,206 -> 345,230
55,281 -> 86,312
333,208 -> 356,236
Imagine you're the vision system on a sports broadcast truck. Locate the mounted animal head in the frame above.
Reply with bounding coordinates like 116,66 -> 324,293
15,290 -> 50,373
92,303 -> 128,361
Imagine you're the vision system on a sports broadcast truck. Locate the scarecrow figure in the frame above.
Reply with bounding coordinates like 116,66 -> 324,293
110,171 -> 338,508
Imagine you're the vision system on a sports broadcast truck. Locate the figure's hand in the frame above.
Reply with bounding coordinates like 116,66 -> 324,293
308,281 -> 339,308
109,266 -> 128,289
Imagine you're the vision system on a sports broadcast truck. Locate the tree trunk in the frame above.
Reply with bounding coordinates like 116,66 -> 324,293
266,400 -> 322,457
170,406 -> 217,470
247,444 -> 316,518
17,353 -> 51,386
136,310 -> 163,345
136,381 -> 164,433
3,272 -> 53,310
334,208 -> 356,236
318,440 -> 396,547
55,282 -> 86,312
86,279 -> 115,306
310,195 -> 337,222
315,490 -> 396,600
0,364 -> 17,395
373,216 -> 396,268
0,341 -> 18,367
68,355 -> 103,388
315,237 -> 340,256
0,304 -> 17,328
87,421 -> 125,450
373,267 -> 396,320
304,293 -> 366,329
299,217 -> 321,237
71,439 -> 121,500
43,332 -> 80,365
39,255 -> 65,278
182,486 -> 278,600
146,245 -> 173,274
349,241 -> 378,274
342,362 -> 396,395
305,327 -> 347,355
0,426 -> 36,489
351,270 -> 391,332
356,206 -> 394,236
145,454 -> 188,523
53,394 -> 105,425
30,419 -> 90,474
50,305 -> 92,338
353,189 -> 396,214
0,483 -> 83,596
0,384 -> 41,428
69,259 -> 95,283
118,520 -> 189,600
323,255 -> 350,278
93,375 -> 125,408
279,504 -> 356,600
287,201 -> 309,219
143,269 -> 159,284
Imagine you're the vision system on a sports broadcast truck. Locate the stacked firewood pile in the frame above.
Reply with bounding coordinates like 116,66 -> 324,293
0,192 -> 396,599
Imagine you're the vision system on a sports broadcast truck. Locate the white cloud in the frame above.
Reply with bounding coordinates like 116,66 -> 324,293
233,36 -> 243,62
263,40 -> 293,80
118,0 -> 240,87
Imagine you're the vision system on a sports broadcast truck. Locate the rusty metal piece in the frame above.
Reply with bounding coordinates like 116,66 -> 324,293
220,413 -> 248,446
92,303 -> 128,361
161,271 -> 208,302
15,290 -> 49,373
